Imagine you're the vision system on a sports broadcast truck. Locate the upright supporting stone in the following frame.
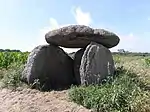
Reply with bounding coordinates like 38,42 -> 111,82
80,42 -> 115,85
73,48 -> 85,85
22,44 -> 75,91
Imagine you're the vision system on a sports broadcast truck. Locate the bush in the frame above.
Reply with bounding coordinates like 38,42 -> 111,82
68,68 -> 150,112
0,52 -> 28,69
144,58 -> 150,66
0,63 -> 27,89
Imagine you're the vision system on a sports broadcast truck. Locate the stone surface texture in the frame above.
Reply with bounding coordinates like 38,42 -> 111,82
80,42 -> 115,85
22,44 -> 75,91
45,25 -> 120,48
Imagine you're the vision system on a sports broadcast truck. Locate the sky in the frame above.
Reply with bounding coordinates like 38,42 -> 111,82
0,0 -> 150,53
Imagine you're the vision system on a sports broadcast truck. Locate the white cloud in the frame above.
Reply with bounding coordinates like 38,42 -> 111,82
110,33 -> 140,52
37,18 -> 79,53
95,25 -> 139,52
37,18 -> 60,45
37,7 -> 148,53
72,7 -> 92,26
37,7 -> 93,53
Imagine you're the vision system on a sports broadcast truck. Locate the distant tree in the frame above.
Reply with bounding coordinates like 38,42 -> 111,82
118,49 -> 125,53
0,49 -> 4,52
11,50 -> 21,52
118,49 -> 129,54
5,49 -> 11,52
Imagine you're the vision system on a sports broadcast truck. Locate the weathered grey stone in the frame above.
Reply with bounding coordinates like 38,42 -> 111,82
80,42 -> 115,85
73,48 -> 85,85
45,25 -> 120,48
21,44 -> 75,91
93,29 -> 120,48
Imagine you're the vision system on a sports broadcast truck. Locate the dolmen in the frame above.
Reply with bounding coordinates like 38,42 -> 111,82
21,25 -> 120,91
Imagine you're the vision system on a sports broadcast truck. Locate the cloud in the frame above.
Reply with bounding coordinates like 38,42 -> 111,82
38,18 -> 78,53
37,7 -> 93,53
111,33 -> 137,51
110,32 -> 150,53
37,6 -> 148,53
37,18 -> 59,45
94,25 -> 140,52
72,7 -> 92,26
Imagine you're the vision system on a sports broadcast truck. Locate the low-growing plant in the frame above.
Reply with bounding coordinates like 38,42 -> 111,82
0,63 -> 27,89
0,52 -> 28,69
68,68 -> 150,112
29,79 -> 45,91
113,55 -> 121,64
144,58 -> 150,66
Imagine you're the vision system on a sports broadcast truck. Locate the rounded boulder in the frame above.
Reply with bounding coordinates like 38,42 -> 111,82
21,44 -> 75,91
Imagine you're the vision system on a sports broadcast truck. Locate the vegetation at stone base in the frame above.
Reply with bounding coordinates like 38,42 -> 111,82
0,63 -> 28,89
0,50 -> 149,112
0,50 -> 29,89
69,55 -> 150,112
144,58 -> 150,66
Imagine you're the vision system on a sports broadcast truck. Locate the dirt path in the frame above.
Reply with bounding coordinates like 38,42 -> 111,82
0,88 -> 91,112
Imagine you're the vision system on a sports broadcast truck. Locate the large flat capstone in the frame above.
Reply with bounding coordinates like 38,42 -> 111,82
45,25 -> 120,48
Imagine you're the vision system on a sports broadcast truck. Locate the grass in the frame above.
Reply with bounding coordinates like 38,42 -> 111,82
0,63 -> 28,89
0,54 -> 149,112
68,55 -> 150,112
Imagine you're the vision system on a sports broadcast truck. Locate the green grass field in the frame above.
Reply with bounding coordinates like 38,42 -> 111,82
69,55 -> 150,112
0,51 -> 149,112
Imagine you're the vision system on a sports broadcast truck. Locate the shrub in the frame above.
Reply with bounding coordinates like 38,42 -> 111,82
0,63 -> 27,89
0,52 -> 28,69
144,58 -> 150,66
113,55 -> 121,64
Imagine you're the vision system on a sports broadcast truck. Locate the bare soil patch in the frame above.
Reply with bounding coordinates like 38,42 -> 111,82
0,88 -> 90,112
